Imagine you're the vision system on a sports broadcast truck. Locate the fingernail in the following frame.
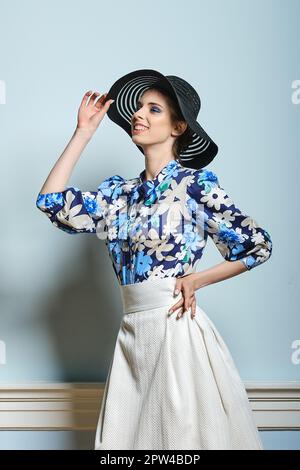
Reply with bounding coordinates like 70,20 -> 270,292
174,289 -> 179,296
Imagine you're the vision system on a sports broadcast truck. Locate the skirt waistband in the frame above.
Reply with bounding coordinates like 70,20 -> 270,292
119,277 -> 183,314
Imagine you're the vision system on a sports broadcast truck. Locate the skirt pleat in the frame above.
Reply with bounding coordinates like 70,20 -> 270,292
94,277 -> 263,450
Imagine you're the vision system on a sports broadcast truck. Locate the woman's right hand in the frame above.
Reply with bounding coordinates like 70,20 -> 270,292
76,90 -> 115,137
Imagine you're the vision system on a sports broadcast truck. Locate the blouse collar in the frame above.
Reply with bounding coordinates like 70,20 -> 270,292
135,159 -> 181,205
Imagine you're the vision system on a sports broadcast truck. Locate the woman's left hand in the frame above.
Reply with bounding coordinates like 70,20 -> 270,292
167,273 -> 199,320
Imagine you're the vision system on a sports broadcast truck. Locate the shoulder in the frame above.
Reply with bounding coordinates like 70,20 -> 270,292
192,168 -> 219,185
187,167 -> 220,200
97,174 -> 126,199
98,174 -> 125,190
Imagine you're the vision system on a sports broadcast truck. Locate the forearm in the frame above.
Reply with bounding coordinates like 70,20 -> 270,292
38,127 -> 93,195
193,260 -> 248,290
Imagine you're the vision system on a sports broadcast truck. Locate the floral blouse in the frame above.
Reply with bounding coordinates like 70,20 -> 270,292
36,159 -> 273,285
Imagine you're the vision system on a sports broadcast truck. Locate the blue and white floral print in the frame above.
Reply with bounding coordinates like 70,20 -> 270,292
36,159 -> 272,285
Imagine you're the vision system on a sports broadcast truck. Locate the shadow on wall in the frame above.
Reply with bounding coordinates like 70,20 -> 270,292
18,236 -> 123,449
36,237 -> 121,378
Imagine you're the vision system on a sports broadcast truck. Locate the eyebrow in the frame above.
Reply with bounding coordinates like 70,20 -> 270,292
137,100 -> 164,109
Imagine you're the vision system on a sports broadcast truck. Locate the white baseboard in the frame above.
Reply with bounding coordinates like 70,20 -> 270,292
245,381 -> 300,430
0,382 -> 299,431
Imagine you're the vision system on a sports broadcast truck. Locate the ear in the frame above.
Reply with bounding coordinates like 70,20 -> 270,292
173,120 -> 188,137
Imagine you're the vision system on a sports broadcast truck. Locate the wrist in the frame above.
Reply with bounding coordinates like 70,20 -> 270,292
74,126 -> 94,142
192,272 -> 209,291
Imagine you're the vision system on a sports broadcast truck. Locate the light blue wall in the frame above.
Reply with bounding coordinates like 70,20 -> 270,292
0,0 -> 299,449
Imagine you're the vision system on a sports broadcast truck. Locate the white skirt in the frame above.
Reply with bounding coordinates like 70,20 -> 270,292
94,276 -> 263,450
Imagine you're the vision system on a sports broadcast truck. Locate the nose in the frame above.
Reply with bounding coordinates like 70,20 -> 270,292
132,108 -> 146,124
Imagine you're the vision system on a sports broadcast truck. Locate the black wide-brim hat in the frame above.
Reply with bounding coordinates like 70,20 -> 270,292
105,69 -> 218,169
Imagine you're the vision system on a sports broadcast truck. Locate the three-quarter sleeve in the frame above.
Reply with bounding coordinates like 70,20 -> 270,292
35,174 -> 124,235
187,169 -> 273,270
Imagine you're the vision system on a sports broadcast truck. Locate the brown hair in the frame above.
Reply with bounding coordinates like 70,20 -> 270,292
139,85 -> 194,163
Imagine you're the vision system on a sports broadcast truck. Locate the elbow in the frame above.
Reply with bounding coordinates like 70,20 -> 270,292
35,191 -> 64,212
221,227 -> 273,271
259,230 -> 273,266
35,192 -> 79,235
36,193 -> 45,212
243,233 -> 273,271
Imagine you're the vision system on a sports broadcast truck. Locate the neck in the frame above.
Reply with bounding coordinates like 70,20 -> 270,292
141,144 -> 175,182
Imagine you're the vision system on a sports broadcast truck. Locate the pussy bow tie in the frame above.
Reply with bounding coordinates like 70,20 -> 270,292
131,179 -> 171,206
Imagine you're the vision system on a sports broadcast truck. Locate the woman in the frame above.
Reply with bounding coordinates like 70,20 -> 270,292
36,69 -> 273,450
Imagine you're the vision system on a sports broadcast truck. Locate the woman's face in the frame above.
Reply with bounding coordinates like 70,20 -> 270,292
131,89 -> 186,150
